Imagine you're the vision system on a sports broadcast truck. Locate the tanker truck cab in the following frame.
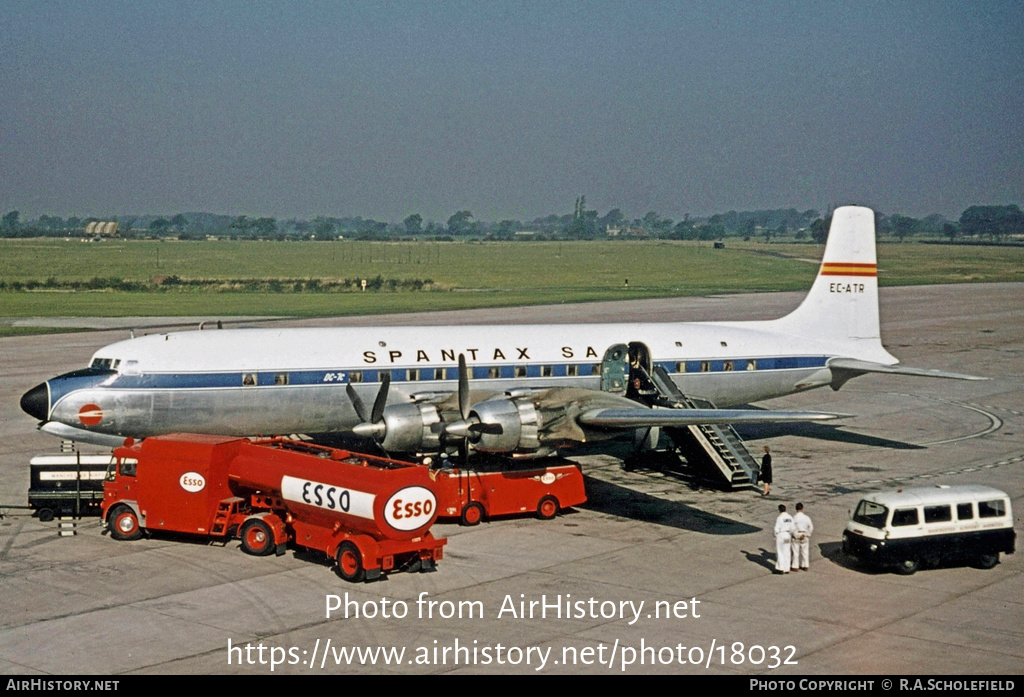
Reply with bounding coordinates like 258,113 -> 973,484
842,485 -> 1015,575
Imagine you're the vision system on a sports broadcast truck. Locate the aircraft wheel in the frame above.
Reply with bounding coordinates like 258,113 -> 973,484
109,505 -> 143,541
336,541 -> 366,583
895,558 -> 919,575
460,502 -> 485,526
536,496 -> 559,520
974,553 -> 999,569
240,519 -> 275,556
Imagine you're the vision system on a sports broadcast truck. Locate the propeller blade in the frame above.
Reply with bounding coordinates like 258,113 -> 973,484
468,422 -> 503,435
458,354 -> 470,420
346,383 -> 369,423
370,371 -> 391,424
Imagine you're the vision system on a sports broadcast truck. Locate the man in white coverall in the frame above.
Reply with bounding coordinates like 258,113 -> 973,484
774,504 -> 794,573
791,502 -> 813,571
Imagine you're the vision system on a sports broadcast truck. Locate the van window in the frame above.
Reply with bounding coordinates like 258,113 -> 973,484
892,508 -> 919,527
853,501 -> 888,528
924,505 -> 952,524
979,499 -> 1006,518
956,503 -> 973,520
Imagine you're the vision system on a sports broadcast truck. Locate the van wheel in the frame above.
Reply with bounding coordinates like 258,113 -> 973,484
974,553 -> 999,569
37,508 -> 55,523
336,541 -> 366,583
109,505 -> 143,541
895,558 -> 919,575
239,519 -> 275,556
460,502 -> 484,526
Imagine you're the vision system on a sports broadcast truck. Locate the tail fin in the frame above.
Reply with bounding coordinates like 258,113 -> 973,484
774,206 -> 898,365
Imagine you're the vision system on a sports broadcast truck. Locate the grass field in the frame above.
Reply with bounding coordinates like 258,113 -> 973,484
1,238 -> 1021,331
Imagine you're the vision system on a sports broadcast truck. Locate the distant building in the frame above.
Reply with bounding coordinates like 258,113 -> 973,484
84,221 -> 119,238
605,225 -> 649,238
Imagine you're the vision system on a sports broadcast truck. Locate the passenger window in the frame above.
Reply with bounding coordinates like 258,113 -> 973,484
924,505 -> 951,523
541,365 -> 553,377
274,373 -> 289,385
892,508 -> 919,526
979,500 -> 1006,518
514,366 -> 527,378
242,373 -> 257,386
957,503 -> 973,520
566,364 -> 578,377
676,361 -> 685,373
488,367 -> 500,379
407,368 -> 420,381
434,368 -> 445,380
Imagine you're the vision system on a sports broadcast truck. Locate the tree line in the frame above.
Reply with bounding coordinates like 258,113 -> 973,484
2,204 -> 1022,244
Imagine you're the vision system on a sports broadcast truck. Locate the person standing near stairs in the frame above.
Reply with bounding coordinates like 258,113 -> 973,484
759,445 -> 773,496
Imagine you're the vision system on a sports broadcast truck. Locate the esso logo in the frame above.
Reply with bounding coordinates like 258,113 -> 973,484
384,486 -> 436,532
179,472 -> 206,492
540,472 -> 556,485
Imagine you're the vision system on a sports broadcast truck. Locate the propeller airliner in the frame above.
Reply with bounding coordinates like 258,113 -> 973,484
21,206 -> 980,461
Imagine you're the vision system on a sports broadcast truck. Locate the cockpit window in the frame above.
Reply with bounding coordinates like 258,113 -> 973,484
91,357 -> 116,370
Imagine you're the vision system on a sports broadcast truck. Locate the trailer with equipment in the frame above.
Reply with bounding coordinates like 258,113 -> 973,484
101,434 -> 446,582
426,456 -> 587,525
28,454 -> 114,521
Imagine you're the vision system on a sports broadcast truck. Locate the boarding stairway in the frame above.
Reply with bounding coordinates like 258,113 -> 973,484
632,366 -> 760,491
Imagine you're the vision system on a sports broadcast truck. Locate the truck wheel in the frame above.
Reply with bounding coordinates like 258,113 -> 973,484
240,519 -> 275,556
895,558 -> 919,575
460,502 -> 485,526
336,541 -> 366,583
109,505 -> 143,541
974,553 -> 999,569
536,496 -> 559,520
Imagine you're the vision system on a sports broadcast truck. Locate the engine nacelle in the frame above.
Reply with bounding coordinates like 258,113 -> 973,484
468,397 -> 541,453
379,403 -> 442,452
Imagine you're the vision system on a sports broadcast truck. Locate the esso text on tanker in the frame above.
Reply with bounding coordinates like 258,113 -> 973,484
384,486 -> 436,532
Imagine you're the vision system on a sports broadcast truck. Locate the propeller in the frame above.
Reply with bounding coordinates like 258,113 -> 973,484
443,355 -> 503,439
348,371 -> 391,441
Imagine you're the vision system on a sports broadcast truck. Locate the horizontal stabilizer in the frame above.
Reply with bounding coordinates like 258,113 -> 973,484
828,357 -> 987,382
578,408 -> 844,429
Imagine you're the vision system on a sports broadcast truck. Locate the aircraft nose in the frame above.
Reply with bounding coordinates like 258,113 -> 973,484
20,383 -> 49,421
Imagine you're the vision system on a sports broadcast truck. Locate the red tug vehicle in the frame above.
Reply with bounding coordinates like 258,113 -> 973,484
427,456 -> 587,526
101,434 -> 445,582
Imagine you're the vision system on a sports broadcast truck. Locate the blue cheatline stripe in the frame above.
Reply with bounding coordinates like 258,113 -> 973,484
58,355 -> 831,394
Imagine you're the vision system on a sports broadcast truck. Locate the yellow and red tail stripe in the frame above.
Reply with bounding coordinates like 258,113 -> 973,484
820,262 -> 877,277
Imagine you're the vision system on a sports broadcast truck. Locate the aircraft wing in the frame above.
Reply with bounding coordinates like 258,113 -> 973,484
578,407 -> 843,429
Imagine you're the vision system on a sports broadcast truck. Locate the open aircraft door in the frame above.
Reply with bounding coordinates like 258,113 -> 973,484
600,344 -> 629,394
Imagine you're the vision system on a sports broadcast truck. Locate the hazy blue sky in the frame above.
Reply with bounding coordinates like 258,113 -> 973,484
3,1 -> 1022,223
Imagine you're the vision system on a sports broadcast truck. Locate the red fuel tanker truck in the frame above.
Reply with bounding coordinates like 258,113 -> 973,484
101,434 -> 445,582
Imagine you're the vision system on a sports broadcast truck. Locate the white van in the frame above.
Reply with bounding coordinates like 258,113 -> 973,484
842,485 -> 1015,574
